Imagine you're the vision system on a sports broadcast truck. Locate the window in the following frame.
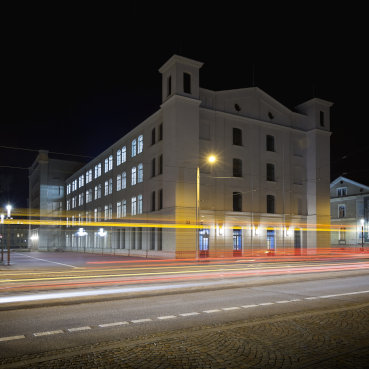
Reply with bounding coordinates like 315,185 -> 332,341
86,170 -> 92,183
105,158 -> 109,173
138,194 -> 143,214
94,184 -> 102,200
104,181 -> 109,196
117,149 -> 121,166
150,228 -> 155,250
267,163 -> 275,181
138,135 -> 143,154
109,155 -> 113,170
72,196 -> 76,208
159,155 -> 163,174
78,193 -> 84,206
339,227 -> 346,241
104,205 -> 108,220
167,76 -> 171,96
117,174 -> 121,191
152,128 -> 156,145
109,178 -> 113,194
122,146 -> 126,163
337,187 -> 347,197
72,180 -> 77,192
79,175 -> 84,188
108,204 -> 112,219
131,196 -> 137,216
320,111 -> 325,127
159,123 -> 163,141
233,192 -> 242,212
157,228 -> 163,250
117,202 -> 121,218
183,72 -> 191,94
95,163 -> 101,178
66,199 -> 70,211
151,158 -> 156,177
67,184 -> 71,195
122,200 -> 127,217
233,229 -> 242,251
266,135 -> 275,152
267,195 -> 275,213
86,189 -> 92,203
233,128 -> 242,146
159,189 -> 163,210
131,167 -> 137,186
151,191 -> 156,211
338,204 -> 346,218
138,163 -> 143,183
122,172 -> 127,189
233,158 -> 242,177
132,139 -> 137,157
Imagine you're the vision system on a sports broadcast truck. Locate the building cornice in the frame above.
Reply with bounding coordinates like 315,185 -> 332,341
160,94 -> 202,109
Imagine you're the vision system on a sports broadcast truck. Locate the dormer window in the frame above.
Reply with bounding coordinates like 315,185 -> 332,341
183,72 -> 191,94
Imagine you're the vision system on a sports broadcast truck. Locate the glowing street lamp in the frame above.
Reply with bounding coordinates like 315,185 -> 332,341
6,204 -> 12,219
361,218 -> 364,251
196,155 -> 217,259
5,204 -> 12,265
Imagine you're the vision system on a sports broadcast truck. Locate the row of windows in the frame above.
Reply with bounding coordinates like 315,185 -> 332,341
232,160 -> 276,181
232,128 -> 275,152
232,192 -> 276,214
151,123 -> 163,145
67,135 -> 144,194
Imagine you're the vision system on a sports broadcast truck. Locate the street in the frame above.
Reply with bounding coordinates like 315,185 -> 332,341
0,252 -> 368,368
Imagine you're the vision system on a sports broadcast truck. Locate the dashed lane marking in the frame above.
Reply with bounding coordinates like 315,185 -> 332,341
259,302 -> 275,306
203,309 -> 221,313
276,300 -> 290,304
241,304 -> 258,308
157,315 -> 177,320
222,307 -> 241,311
98,321 -> 129,328
131,318 -> 152,324
33,330 -> 64,337
68,326 -> 91,332
0,335 -> 25,342
179,312 -> 200,317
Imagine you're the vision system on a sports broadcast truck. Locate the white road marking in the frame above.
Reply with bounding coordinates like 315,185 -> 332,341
276,300 -> 290,304
15,253 -> 78,268
34,330 -> 64,337
131,318 -> 152,323
305,297 -> 320,300
241,304 -> 258,308
157,315 -> 177,320
289,299 -> 302,302
0,335 -> 25,342
259,302 -> 274,306
222,307 -> 241,311
99,321 -> 129,328
179,312 -> 200,317
319,290 -> 369,298
203,309 -> 221,313
68,326 -> 91,332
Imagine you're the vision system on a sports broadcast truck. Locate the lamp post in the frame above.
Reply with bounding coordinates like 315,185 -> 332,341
6,204 -> 12,265
361,218 -> 364,251
196,155 -> 217,259
0,213 -> 4,262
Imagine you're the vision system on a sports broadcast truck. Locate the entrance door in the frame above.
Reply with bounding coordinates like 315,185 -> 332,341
199,228 -> 209,257
233,229 -> 242,257
294,229 -> 301,255
267,230 -> 275,254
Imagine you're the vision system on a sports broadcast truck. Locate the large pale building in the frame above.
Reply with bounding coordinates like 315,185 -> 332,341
62,55 -> 333,258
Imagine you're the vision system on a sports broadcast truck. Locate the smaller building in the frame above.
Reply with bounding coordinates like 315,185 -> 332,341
330,176 -> 369,247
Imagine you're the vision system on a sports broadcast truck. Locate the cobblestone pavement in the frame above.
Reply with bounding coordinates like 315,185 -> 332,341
1,302 -> 368,369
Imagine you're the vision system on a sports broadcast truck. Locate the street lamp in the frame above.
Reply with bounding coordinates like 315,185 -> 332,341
361,218 -> 364,251
0,213 -> 4,262
5,204 -> 12,265
196,155 -> 217,259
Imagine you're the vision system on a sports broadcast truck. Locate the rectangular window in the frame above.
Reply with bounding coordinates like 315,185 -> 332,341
233,192 -> 242,212
233,158 -> 242,177
94,185 -> 98,200
131,228 -> 136,249
167,76 -> 171,96
233,128 -> 242,146
104,181 -> 108,196
67,184 -> 71,195
117,174 -> 121,191
151,191 -> 156,211
122,172 -> 127,189
157,228 -> 163,251
337,187 -> 347,197
131,197 -> 137,216
159,123 -> 163,141
320,111 -> 325,127
151,158 -> 156,177
137,227 -> 142,250
109,178 -> 113,194
267,195 -> 275,214
267,163 -> 275,181
150,228 -> 155,250
122,200 -> 127,217
104,205 -> 108,220
138,135 -> 143,154
159,154 -> 163,174
117,201 -> 121,219
138,163 -> 143,183
339,227 -> 346,241
131,167 -> 137,186
159,189 -> 163,210
132,139 -> 137,157
266,135 -> 275,152
66,199 -> 70,211
117,149 -> 121,166
183,72 -> 191,94
79,175 -> 84,188
152,128 -> 156,145
138,194 -> 143,214
122,146 -> 126,163
109,155 -> 113,170
105,158 -> 109,173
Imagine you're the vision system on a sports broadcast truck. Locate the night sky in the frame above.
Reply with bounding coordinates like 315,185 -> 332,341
2,4 -> 368,210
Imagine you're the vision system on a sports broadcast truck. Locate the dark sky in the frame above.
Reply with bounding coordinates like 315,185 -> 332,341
1,4 -> 368,209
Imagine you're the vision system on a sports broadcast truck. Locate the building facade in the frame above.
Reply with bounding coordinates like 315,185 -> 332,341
62,55 -> 332,258
330,176 -> 369,247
